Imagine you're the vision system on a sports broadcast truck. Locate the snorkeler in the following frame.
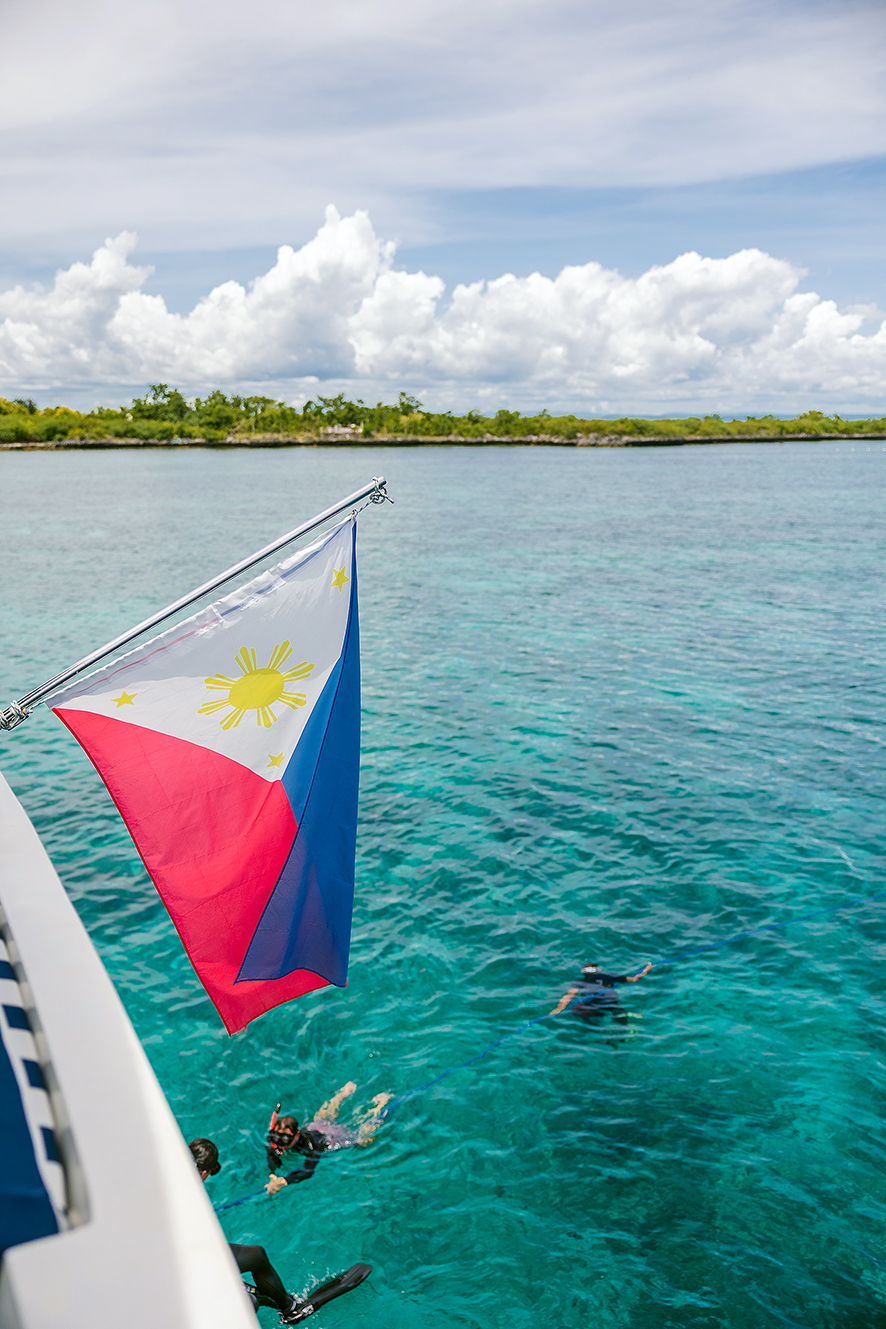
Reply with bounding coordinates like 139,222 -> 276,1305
190,1137 -> 303,1322
190,1137 -> 372,1323
550,961 -> 654,1022
265,1082 -> 391,1196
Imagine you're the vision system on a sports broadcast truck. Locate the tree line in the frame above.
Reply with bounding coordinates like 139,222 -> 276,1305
1,385 -> 885,443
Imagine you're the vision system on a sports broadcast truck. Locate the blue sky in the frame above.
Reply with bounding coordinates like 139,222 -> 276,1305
15,157 -> 874,323
2,0 -> 886,412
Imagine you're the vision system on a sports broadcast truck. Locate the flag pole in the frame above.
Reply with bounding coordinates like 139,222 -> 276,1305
0,476 -> 391,732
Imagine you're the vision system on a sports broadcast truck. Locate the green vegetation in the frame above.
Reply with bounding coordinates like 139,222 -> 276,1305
1,386 -> 885,444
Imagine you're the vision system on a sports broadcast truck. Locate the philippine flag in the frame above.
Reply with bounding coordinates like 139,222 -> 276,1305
50,518 -> 360,1033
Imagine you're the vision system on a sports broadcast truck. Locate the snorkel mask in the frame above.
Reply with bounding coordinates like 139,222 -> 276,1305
266,1106 -> 298,1151
267,1127 -> 296,1149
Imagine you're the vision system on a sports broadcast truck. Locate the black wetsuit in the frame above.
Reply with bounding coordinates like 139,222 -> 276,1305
229,1243 -> 290,1311
267,1128 -> 329,1184
571,972 -> 630,1022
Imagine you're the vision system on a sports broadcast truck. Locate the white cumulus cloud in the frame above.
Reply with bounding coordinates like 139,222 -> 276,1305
2,206 -> 886,414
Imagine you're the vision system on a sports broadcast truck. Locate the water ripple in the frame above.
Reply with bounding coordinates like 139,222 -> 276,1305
1,443 -> 884,1327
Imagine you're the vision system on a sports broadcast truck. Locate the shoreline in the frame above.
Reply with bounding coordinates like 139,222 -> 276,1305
3,432 -> 885,452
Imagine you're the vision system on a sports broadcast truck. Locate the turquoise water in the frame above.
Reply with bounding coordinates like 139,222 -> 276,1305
1,442 -> 885,1327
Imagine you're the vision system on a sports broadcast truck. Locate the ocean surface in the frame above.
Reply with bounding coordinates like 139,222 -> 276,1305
1,441 -> 885,1328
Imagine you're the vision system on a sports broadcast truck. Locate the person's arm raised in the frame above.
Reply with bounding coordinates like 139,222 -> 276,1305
625,963 -> 654,984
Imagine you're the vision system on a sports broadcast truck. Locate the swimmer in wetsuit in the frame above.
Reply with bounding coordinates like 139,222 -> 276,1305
265,1083 -> 391,1197
265,1115 -> 327,1187
191,1137 -> 372,1322
551,961 -> 654,1024
190,1137 -> 302,1323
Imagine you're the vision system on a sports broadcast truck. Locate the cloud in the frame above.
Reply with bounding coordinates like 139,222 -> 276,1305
1,0 -> 885,255
2,207 -> 886,413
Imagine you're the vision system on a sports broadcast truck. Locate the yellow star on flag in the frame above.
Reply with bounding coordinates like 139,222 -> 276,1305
330,567 -> 349,592
114,690 -> 137,707
267,753 -> 285,768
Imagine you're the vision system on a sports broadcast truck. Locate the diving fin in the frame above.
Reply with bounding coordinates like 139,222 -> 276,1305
282,1264 -> 372,1321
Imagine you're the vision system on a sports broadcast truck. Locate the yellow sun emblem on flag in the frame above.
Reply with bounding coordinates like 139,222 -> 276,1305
198,643 -> 314,730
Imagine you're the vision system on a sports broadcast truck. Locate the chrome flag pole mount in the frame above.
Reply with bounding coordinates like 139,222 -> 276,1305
0,475 -> 391,732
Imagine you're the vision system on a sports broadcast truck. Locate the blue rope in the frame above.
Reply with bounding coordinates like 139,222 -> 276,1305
384,883 -> 886,1117
214,1188 -> 266,1212
638,885 -> 886,972
214,883 -> 885,1206
382,1010 -> 556,1118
